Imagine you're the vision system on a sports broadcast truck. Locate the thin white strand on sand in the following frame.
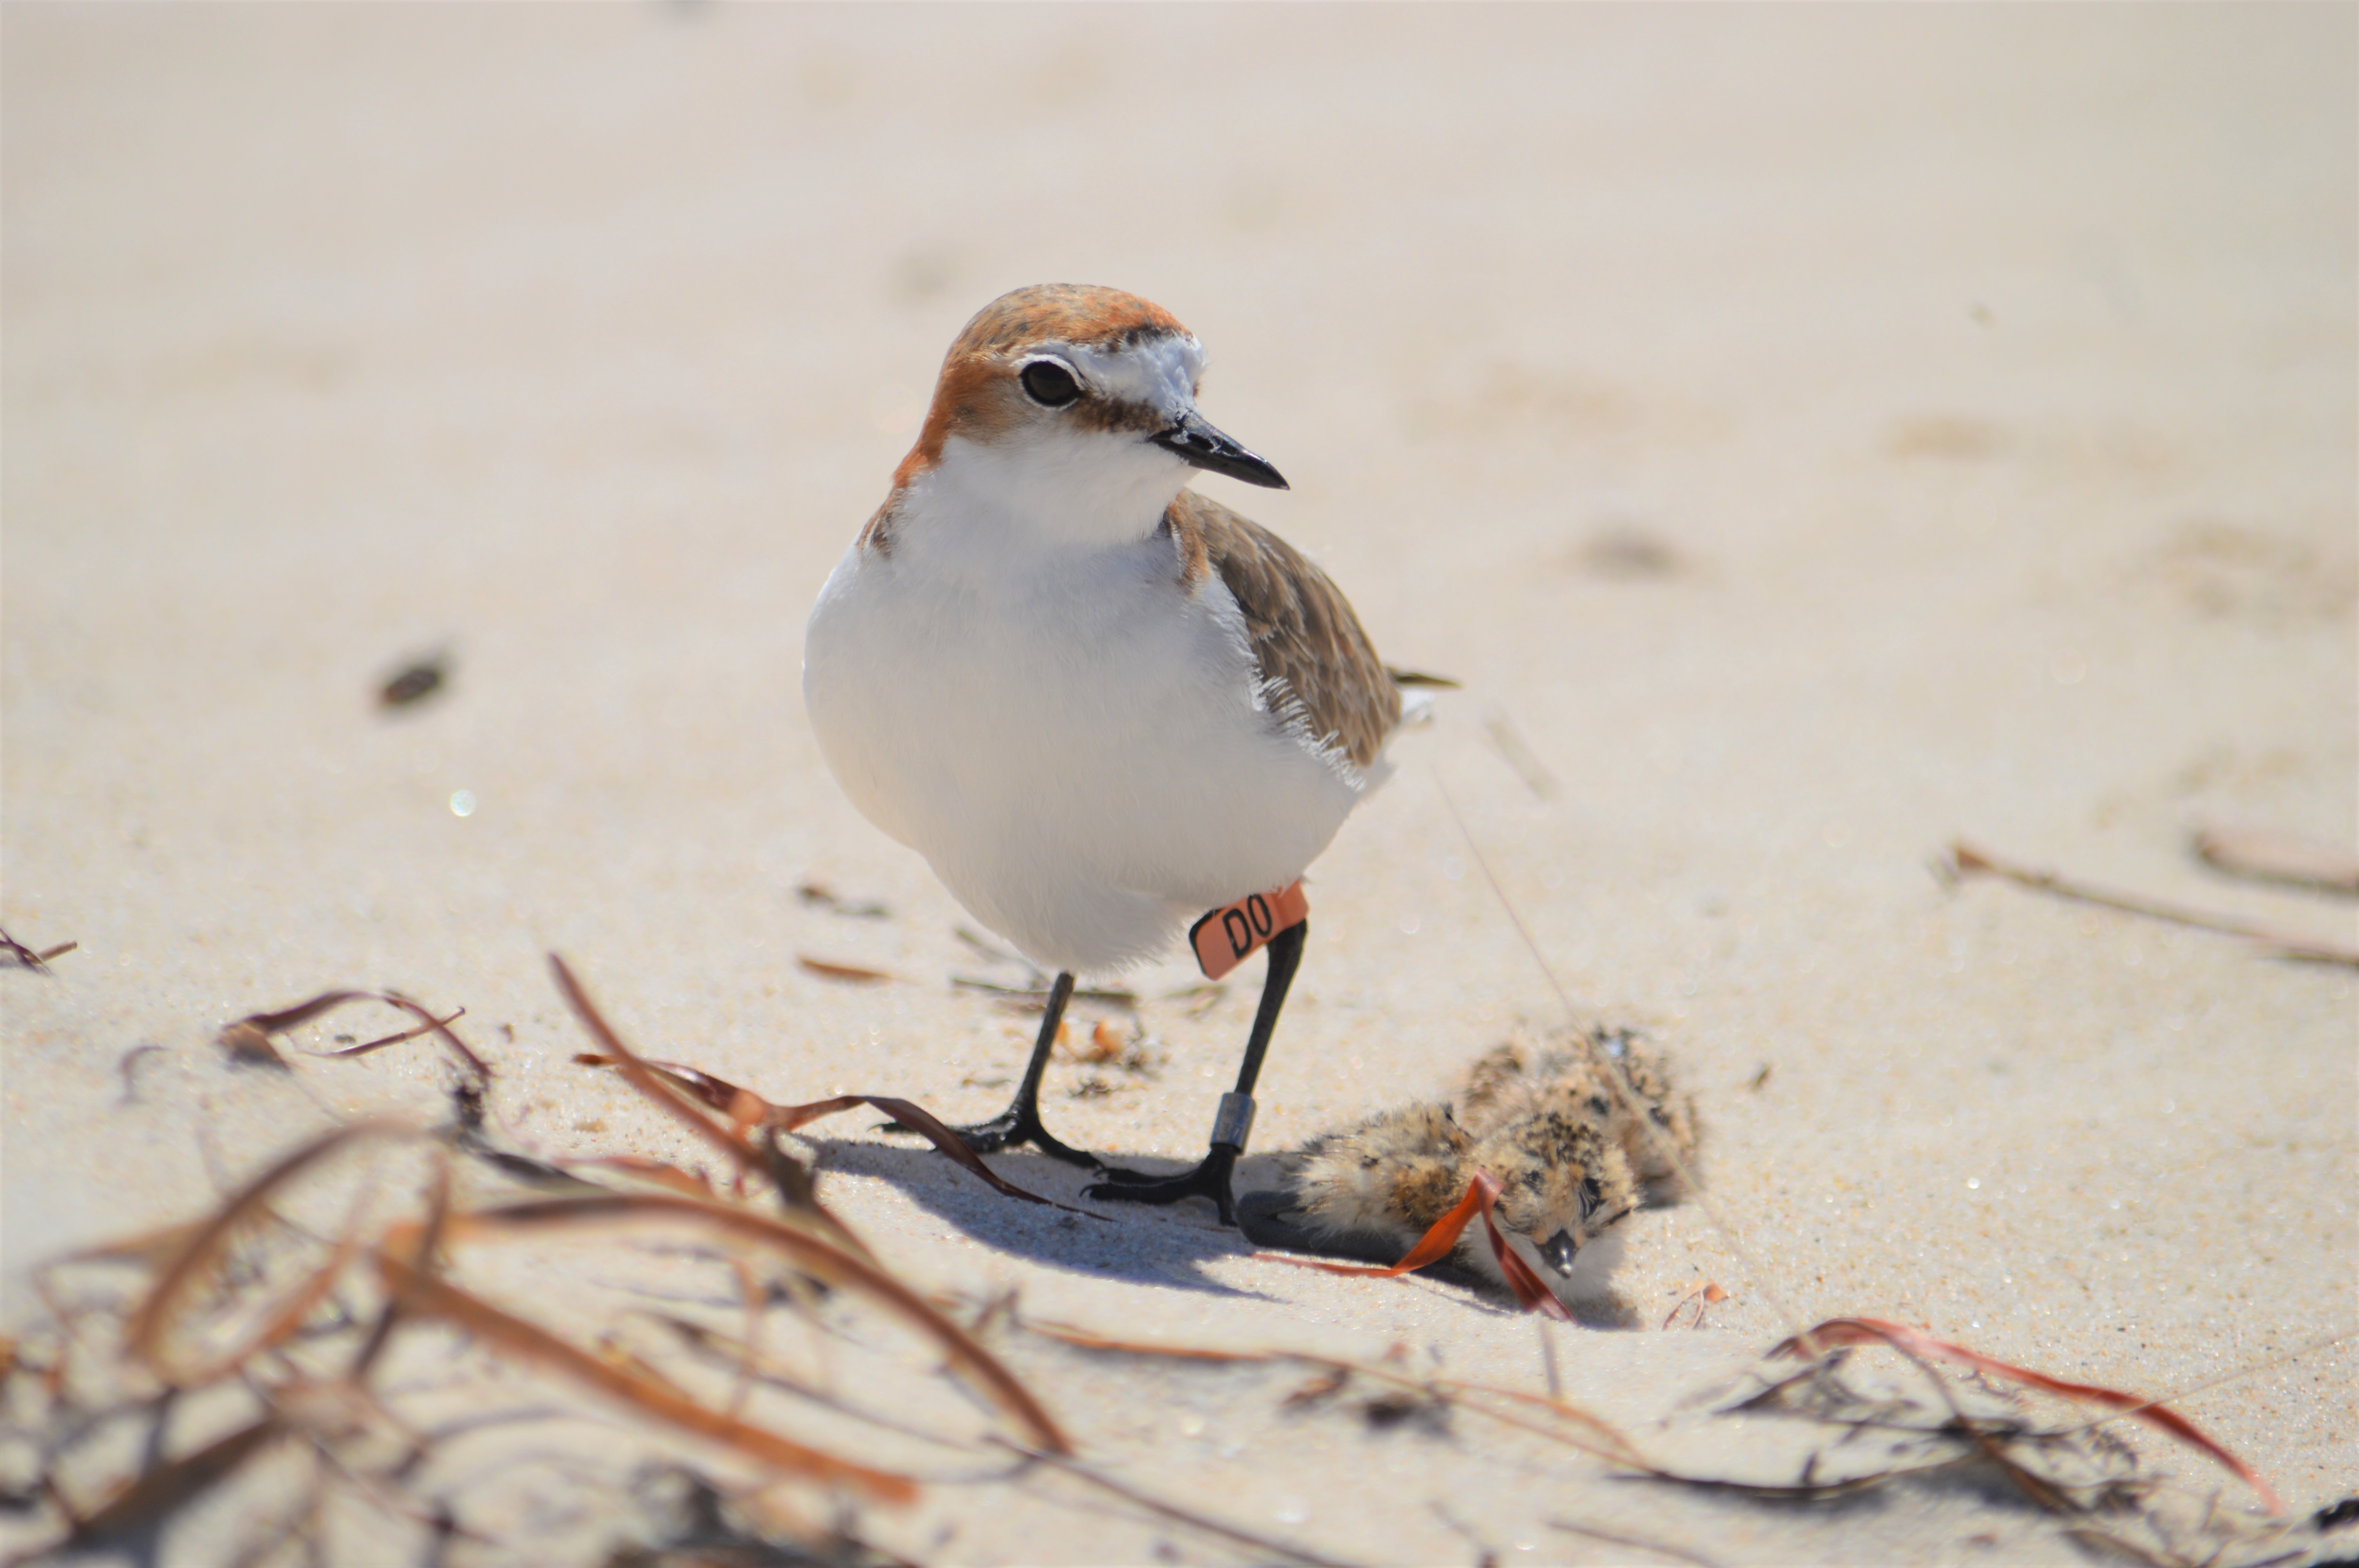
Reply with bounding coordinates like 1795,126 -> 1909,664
1435,768 -> 1815,1347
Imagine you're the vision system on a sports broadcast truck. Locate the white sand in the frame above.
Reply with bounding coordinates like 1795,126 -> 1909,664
4,7 -> 2352,1564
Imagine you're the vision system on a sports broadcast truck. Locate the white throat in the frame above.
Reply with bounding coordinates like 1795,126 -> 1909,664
912,426 -> 1194,552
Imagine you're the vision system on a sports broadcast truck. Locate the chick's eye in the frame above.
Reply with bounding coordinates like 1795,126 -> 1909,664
1020,361 -> 1081,407
1577,1177 -> 1603,1220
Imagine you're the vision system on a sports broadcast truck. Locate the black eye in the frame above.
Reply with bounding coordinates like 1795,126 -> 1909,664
1577,1176 -> 1603,1219
1020,360 -> 1081,407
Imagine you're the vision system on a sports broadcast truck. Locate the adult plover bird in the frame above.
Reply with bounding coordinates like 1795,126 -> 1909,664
803,284 -> 1434,1223
1239,1100 -> 1643,1308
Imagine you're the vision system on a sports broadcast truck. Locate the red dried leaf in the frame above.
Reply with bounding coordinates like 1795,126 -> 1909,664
1770,1316 -> 2282,1513
1257,1170 -> 1572,1320
1256,1176 -> 1485,1283
1475,1185 -> 1575,1320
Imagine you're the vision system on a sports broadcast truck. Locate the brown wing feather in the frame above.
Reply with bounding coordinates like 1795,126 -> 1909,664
1164,491 -> 1401,771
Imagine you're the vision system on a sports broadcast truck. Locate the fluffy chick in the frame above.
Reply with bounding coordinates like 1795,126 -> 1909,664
1282,1100 -> 1639,1307
1456,1024 -> 1700,1203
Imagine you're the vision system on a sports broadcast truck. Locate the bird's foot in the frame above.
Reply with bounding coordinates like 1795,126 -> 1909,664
882,1105 -> 1102,1169
1086,1146 -> 1241,1226
960,1112 -> 1103,1170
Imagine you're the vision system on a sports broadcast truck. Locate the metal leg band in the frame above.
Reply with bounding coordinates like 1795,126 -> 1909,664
1210,1092 -> 1257,1152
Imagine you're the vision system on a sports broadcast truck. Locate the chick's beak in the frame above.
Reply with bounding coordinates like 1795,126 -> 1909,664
1149,410 -> 1288,490
1541,1229 -> 1579,1275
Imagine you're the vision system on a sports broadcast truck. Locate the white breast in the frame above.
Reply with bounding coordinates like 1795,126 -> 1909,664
803,460 -> 1373,973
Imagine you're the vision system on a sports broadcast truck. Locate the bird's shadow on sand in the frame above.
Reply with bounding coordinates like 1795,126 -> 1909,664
807,1134 -> 1289,1301
807,1133 -> 1612,1324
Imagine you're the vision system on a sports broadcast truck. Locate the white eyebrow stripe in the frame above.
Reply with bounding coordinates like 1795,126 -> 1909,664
1061,333 -> 1205,417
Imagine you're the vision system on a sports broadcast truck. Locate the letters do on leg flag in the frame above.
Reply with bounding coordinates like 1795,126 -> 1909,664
1189,882 -> 1309,980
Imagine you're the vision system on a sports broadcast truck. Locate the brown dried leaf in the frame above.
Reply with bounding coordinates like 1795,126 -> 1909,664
796,881 -> 891,919
1427,1378 -> 1647,1466
572,1054 -> 771,1129
1027,1321 -> 1275,1363
51,1219 -> 211,1273
1663,1282 -> 1730,1331
351,1155 -> 453,1379
571,1052 -> 1097,1218
62,1417 -> 284,1548
552,957 -> 763,1186
0,926 -> 73,974
1768,1316 -> 2283,1513
1027,1317 -> 1642,1468
1949,840 -> 2359,967
310,1006 -> 466,1059
954,976 -> 1138,1011
2192,825 -> 2359,895
564,1154 -> 718,1199
444,1192 -> 1069,1455
215,989 -> 489,1082
796,956 -> 898,984
127,1120 -> 415,1384
374,1253 -> 918,1501
219,1021 -> 286,1068
1548,1517 -> 1723,1567
773,1093 -> 1108,1219
1283,1367 -> 1350,1407
376,654 -> 447,709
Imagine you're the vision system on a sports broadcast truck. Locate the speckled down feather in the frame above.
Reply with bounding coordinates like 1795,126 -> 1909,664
1454,1024 -> 1701,1203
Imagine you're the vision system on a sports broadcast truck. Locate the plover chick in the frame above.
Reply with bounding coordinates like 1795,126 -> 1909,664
1457,1025 -> 1700,1203
1244,1101 -> 1642,1308
803,284 -> 1433,1223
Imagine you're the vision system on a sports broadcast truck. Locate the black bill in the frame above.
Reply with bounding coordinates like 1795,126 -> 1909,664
1149,411 -> 1289,490
1541,1229 -> 1579,1274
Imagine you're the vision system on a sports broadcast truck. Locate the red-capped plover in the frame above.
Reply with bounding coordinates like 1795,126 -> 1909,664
803,284 -> 1433,1223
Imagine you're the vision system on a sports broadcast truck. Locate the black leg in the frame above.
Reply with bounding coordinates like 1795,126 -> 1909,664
1087,918 -> 1307,1225
922,972 -> 1101,1168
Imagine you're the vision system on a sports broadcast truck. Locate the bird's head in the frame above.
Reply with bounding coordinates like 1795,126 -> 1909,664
896,284 -> 1285,546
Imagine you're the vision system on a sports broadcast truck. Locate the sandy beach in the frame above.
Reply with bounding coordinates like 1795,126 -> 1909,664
4,6 -> 2353,1564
